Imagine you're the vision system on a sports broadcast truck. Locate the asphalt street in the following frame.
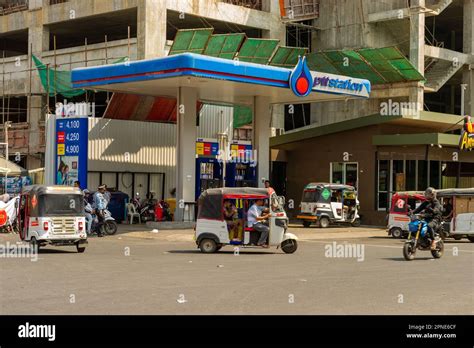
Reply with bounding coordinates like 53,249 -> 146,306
0,226 -> 473,315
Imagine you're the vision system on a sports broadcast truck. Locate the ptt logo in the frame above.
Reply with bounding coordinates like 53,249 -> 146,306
289,56 -> 313,97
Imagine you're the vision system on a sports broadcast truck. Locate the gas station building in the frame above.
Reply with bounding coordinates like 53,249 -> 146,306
71,53 -> 371,220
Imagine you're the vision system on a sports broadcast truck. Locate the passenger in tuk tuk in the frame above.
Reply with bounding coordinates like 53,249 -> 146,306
223,200 -> 242,241
247,199 -> 271,247
442,198 -> 453,221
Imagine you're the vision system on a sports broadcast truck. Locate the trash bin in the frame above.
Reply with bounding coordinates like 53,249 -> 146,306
108,191 -> 129,223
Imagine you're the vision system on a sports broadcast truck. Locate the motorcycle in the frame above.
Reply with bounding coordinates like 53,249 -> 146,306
403,213 -> 444,261
132,193 -> 156,222
90,209 -> 118,236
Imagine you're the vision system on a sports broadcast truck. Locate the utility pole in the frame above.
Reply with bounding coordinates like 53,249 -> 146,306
1,121 -> 12,194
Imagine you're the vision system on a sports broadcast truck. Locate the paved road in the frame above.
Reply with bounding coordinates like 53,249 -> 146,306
0,226 -> 473,315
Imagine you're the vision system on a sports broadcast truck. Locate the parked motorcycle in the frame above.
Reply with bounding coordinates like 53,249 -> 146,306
90,209 -> 118,236
403,213 -> 444,261
132,192 -> 156,222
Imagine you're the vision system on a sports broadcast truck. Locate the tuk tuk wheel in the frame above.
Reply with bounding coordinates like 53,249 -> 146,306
199,238 -> 218,253
318,217 -> 330,228
453,235 -> 463,241
30,237 -> 40,251
467,236 -> 474,243
76,243 -> 86,253
351,218 -> 361,227
390,227 -> 403,239
302,221 -> 311,228
281,239 -> 298,254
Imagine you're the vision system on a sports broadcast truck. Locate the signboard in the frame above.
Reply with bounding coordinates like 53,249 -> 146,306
288,56 -> 371,99
459,116 -> 474,151
55,117 -> 88,187
196,138 -> 219,157
0,176 -> 32,195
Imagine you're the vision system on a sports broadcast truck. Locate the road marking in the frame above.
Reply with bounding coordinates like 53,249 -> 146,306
302,239 -> 474,253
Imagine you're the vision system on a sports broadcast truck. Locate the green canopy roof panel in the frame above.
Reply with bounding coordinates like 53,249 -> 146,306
237,38 -> 279,64
306,46 -> 424,85
269,46 -> 308,68
168,28 -> 214,55
203,33 -> 246,59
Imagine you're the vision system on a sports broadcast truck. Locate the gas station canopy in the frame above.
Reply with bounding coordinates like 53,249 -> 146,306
72,53 -> 371,105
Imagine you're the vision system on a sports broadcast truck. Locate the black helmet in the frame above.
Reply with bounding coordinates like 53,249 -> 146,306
424,187 -> 436,200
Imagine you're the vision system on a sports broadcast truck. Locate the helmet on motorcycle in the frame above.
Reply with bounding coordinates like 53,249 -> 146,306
424,187 -> 436,200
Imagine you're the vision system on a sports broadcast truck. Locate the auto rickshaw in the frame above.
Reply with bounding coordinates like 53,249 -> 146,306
17,185 -> 88,252
387,192 -> 426,238
195,187 -> 298,253
437,188 -> 474,242
297,183 -> 360,228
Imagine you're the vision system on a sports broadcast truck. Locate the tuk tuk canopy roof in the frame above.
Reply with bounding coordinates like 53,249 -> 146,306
436,188 -> 474,197
198,187 -> 271,220
392,191 -> 426,201
21,185 -> 83,196
304,183 -> 355,191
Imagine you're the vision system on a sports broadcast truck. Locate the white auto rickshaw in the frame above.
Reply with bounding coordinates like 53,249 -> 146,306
387,192 -> 426,238
195,187 -> 298,253
437,188 -> 474,242
297,183 -> 361,228
17,185 -> 88,252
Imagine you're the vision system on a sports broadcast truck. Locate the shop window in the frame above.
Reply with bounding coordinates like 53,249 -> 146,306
429,161 -> 440,189
418,160 -> 428,190
377,160 -> 389,210
392,160 -> 405,191
406,160 -> 416,190
330,162 -> 358,189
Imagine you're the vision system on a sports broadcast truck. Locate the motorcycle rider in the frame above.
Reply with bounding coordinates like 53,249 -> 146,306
92,184 -> 107,237
412,187 -> 442,250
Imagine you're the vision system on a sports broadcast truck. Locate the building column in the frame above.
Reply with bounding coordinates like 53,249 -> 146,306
409,0 -> 425,115
253,97 -> 271,188
27,8 -> 50,169
463,0 -> 474,115
175,87 -> 197,221
137,0 -> 167,59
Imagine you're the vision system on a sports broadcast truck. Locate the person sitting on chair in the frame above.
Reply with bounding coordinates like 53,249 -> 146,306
247,199 -> 271,247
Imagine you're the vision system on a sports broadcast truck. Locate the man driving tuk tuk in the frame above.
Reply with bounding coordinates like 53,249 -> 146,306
195,187 -> 298,253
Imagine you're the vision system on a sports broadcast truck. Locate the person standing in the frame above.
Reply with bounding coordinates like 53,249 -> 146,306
92,185 -> 107,237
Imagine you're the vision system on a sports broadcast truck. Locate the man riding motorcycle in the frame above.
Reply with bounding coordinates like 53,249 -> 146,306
412,187 -> 442,250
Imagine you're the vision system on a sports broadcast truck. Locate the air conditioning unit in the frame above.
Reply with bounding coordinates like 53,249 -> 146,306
270,127 -> 284,136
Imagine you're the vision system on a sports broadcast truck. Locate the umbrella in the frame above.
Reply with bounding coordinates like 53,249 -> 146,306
0,157 -> 28,176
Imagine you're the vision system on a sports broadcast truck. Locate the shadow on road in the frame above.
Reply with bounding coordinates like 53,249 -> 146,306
37,248 -> 77,254
382,257 -> 436,262
167,249 -> 278,255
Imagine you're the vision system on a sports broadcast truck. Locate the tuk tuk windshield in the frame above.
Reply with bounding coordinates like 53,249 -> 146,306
39,194 -> 83,216
302,189 -> 320,202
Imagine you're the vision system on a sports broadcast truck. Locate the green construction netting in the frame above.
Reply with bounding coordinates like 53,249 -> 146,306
168,28 -> 214,55
233,105 -> 253,128
269,46 -> 308,68
237,38 -> 279,64
33,55 -> 128,98
306,47 -> 424,85
203,33 -> 246,59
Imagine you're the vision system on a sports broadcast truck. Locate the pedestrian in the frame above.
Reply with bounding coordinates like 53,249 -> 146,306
83,189 -> 93,236
92,184 -> 107,237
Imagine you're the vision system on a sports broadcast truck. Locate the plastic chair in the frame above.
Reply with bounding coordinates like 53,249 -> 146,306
127,203 -> 141,224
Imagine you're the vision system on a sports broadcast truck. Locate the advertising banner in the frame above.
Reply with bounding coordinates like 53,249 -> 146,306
55,117 -> 88,187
